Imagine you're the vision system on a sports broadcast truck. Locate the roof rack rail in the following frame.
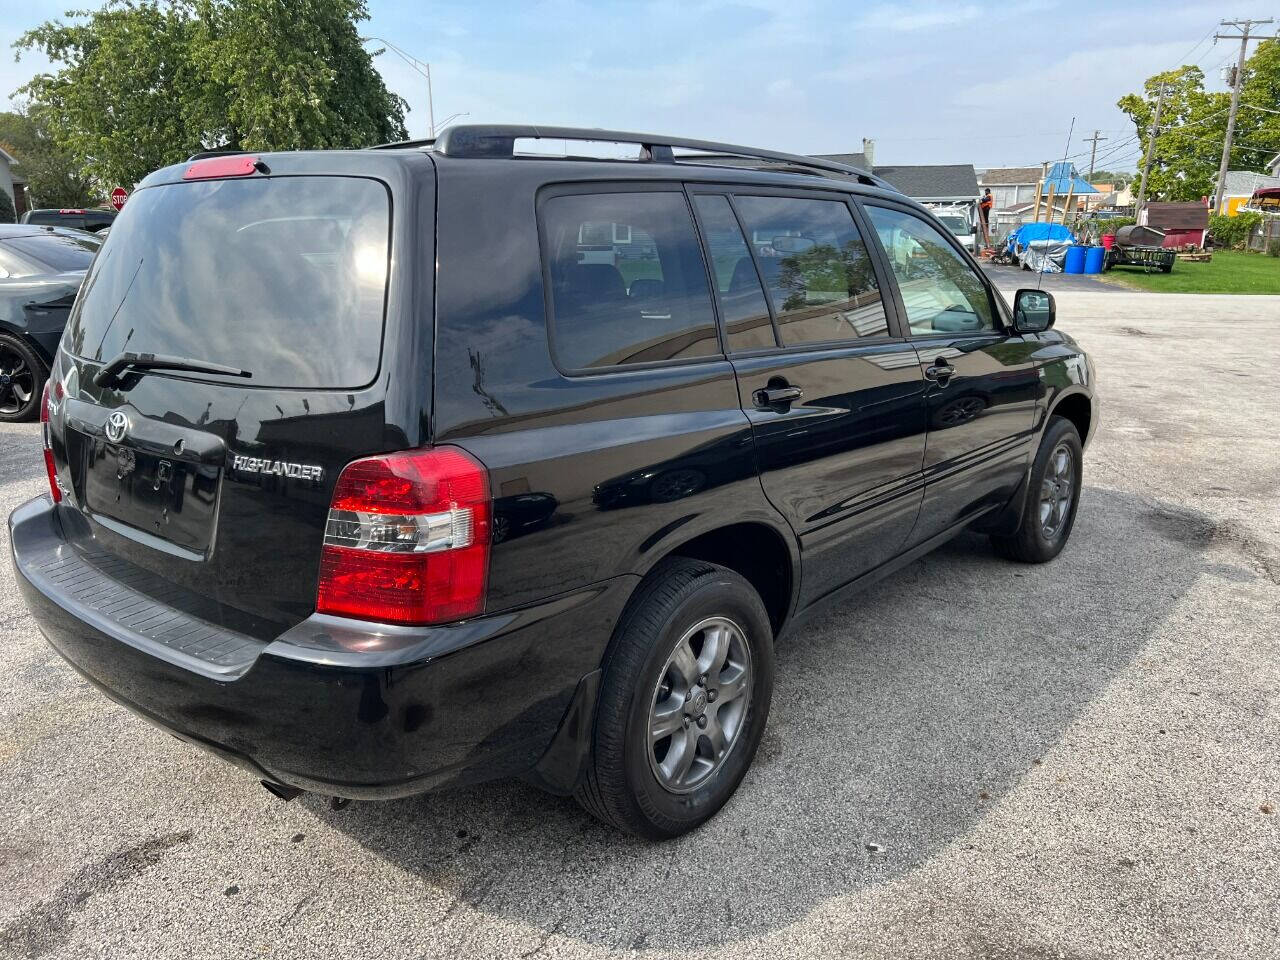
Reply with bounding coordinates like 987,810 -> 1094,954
369,137 -> 436,151
389,124 -> 892,190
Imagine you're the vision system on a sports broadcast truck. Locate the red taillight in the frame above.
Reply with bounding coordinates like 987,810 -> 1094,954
40,381 -> 61,503
315,447 -> 491,626
183,155 -> 258,180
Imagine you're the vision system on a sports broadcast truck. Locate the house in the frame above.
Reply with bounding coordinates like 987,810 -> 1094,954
1082,181 -> 1132,212
1270,153 -> 1280,178
0,148 -> 18,216
1217,170 -> 1280,216
698,137 -> 980,209
977,167 -> 1044,211
812,139 -> 979,205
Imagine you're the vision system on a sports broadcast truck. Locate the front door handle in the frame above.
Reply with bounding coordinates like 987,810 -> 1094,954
924,360 -> 954,385
752,385 -> 803,409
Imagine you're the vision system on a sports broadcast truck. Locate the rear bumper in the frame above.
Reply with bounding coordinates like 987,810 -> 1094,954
10,496 -> 632,798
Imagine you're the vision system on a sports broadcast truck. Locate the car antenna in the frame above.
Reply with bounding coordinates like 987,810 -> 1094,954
1040,116 -> 1075,293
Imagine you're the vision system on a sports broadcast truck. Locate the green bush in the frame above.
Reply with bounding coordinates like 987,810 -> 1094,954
0,190 -> 15,224
1267,239 -> 1280,258
1095,216 -> 1135,237
1209,212 -> 1262,250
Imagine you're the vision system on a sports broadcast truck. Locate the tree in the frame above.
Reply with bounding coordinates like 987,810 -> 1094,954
1239,39 -> 1280,172
1119,42 -> 1280,202
0,108 -> 96,208
14,0 -> 408,189
1117,67 -> 1229,201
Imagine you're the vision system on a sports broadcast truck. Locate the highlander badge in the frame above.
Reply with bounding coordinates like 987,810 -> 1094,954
232,454 -> 323,483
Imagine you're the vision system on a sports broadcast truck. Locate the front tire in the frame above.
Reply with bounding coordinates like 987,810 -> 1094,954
991,416 -> 1083,563
575,558 -> 775,838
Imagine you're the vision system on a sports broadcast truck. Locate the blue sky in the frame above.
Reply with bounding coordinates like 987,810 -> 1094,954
3,0 -> 1275,171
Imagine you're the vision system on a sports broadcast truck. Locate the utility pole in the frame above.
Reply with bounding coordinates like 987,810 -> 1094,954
1212,18 -> 1273,214
1084,129 -> 1108,179
1134,84 -> 1168,219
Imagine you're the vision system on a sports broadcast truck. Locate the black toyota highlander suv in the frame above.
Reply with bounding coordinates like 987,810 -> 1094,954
9,126 -> 1096,838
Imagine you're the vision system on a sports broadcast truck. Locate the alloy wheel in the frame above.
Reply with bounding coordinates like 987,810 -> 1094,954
1039,442 -> 1075,539
0,345 -> 35,417
647,616 -> 752,793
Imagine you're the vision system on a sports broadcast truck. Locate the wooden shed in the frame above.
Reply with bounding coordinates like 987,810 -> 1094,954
1141,202 -> 1208,248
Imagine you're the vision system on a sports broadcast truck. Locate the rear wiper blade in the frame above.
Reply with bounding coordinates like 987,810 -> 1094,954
94,352 -> 252,389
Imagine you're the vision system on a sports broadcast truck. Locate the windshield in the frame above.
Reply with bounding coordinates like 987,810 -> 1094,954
1,233 -> 100,275
65,175 -> 390,389
937,216 -> 969,236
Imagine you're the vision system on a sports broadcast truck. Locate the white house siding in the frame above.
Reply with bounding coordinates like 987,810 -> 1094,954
0,151 -> 16,208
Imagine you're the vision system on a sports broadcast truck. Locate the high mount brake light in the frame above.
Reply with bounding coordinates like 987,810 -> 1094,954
183,155 -> 259,181
41,381 -> 61,503
316,447 -> 492,626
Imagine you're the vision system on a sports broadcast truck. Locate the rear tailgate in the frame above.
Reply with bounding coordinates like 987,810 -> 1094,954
45,151 -> 435,638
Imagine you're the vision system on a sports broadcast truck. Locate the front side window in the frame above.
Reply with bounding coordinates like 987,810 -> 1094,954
864,206 -> 994,336
543,191 -> 719,370
733,195 -> 889,346
693,194 -> 776,352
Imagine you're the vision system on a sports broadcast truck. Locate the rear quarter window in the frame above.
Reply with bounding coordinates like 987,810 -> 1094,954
65,175 -> 390,389
541,190 -> 719,371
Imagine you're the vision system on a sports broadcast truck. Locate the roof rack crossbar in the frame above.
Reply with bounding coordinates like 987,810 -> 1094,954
413,124 -> 889,188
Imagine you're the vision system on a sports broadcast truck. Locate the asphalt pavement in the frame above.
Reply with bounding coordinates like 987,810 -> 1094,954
1,289 -> 1277,959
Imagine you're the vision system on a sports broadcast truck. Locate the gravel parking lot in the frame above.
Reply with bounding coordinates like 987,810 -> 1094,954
2,288 -> 1278,960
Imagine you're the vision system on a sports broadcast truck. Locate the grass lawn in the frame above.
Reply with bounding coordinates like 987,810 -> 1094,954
1100,250 -> 1280,294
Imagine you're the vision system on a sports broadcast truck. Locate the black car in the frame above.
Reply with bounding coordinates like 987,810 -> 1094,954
9,127 -> 1096,838
21,206 -> 117,233
0,224 -> 101,421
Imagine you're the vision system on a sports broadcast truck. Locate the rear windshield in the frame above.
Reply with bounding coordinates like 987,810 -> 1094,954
65,175 -> 390,389
1,233 -> 100,274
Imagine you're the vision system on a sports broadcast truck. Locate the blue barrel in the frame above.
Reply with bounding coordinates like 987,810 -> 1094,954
1063,245 -> 1087,274
1084,245 -> 1106,274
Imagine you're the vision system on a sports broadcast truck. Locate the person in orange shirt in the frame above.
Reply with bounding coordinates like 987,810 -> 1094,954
978,188 -> 993,245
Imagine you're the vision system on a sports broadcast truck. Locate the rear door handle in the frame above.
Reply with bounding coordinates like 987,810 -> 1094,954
752,385 -> 803,408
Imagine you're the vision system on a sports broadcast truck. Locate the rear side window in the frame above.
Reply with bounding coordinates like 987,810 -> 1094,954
734,195 -> 889,346
542,191 -> 719,370
693,195 -> 777,353
65,176 -> 389,389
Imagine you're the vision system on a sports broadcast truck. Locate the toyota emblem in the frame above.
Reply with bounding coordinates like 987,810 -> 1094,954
104,411 -> 129,444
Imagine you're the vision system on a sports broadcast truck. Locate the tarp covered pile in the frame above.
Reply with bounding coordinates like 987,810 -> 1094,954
1006,223 -> 1076,273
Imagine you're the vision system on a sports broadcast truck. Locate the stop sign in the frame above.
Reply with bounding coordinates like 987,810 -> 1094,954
110,187 -> 127,211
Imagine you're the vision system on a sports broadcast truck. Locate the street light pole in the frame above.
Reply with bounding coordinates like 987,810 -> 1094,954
362,36 -> 436,138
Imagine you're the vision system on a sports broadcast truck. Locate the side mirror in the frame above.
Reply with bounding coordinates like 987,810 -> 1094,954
1012,288 -> 1055,334
771,235 -> 816,254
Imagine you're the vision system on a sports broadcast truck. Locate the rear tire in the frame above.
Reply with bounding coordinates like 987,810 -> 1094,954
575,557 -> 774,838
991,416 -> 1083,563
0,334 -> 46,423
